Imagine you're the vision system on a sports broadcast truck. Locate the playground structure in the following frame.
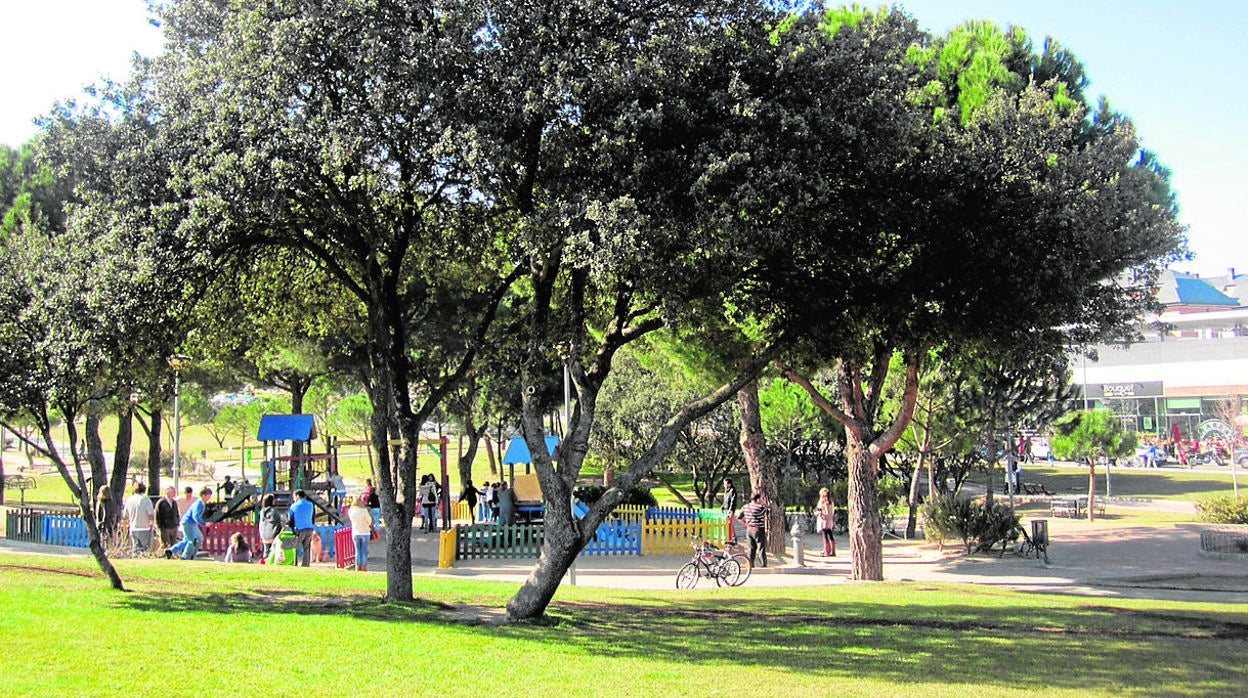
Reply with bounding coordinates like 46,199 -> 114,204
501,435 -> 559,522
207,414 -> 345,525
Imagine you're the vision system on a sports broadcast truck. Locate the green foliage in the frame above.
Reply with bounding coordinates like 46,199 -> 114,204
573,484 -> 657,508
921,494 -> 1020,554
1050,409 -> 1138,462
1196,496 -> 1248,525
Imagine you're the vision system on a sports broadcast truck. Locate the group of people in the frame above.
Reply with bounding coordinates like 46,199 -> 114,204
108,481 -> 216,560
459,479 -> 518,526
721,479 -> 840,568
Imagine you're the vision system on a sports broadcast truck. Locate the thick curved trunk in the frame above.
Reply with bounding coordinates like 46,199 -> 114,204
847,438 -> 883,580
738,383 -> 783,555
507,496 -> 583,621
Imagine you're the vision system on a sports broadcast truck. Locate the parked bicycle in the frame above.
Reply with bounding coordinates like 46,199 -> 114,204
675,538 -> 751,589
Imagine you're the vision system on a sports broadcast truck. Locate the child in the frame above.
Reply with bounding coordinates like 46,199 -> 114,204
222,532 -> 253,563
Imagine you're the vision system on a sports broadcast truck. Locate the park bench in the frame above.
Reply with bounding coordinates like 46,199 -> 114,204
1049,497 -> 1080,518
1021,482 -> 1052,496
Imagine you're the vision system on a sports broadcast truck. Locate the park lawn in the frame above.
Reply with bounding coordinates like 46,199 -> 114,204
1,553 -> 1246,697
1021,466 -> 1245,503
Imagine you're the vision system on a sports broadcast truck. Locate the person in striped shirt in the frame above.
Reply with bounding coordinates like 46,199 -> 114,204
739,492 -> 771,568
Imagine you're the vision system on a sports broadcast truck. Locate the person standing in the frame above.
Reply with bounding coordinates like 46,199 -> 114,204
419,474 -> 439,533
95,485 -> 116,540
459,479 -> 481,525
154,486 -> 181,553
168,487 -> 213,560
814,487 -> 836,557
122,482 -> 156,555
496,481 -> 517,526
481,482 -> 495,522
721,480 -> 739,544
740,491 -> 771,568
288,489 -> 317,567
358,478 -> 381,530
347,495 -> 373,572
257,493 -> 285,558
220,475 -> 236,500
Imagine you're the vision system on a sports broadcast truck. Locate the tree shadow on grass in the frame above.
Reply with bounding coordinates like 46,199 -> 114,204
120,588 -> 452,623
116,584 -> 1248,694
514,598 -> 1248,693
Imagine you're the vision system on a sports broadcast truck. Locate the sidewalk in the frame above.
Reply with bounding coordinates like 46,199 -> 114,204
5,517 -> 1246,602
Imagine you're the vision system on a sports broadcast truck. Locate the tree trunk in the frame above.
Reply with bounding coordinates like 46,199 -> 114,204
458,420 -> 487,485
1087,459 -> 1097,522
109,404 -> 134,500
506,494 -> 582,621
847,436 -> 883,580
147,407 -> 163,494
738,381 -> 782,556
80,497 -> 125,591
905,451 -> 924,539
85,407 -> 107,491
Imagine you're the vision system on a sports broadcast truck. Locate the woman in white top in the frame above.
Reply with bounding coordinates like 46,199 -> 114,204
347,496 -> 374,572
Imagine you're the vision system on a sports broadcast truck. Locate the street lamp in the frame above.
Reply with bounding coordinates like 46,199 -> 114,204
167,354 -> 191,492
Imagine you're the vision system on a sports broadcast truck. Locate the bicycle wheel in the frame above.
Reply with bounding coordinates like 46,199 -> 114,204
675,562 -> 700,589
715,557 -> 742,587
728,554 -> 751,586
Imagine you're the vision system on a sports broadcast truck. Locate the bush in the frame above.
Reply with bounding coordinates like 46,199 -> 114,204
921,494 -> 1020,555
1196,495 -> 1248,524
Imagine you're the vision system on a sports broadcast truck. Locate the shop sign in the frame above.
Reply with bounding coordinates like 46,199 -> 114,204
1089,381 -> 1163,399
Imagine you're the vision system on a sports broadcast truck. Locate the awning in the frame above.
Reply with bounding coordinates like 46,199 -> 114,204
503,436 -> 560,464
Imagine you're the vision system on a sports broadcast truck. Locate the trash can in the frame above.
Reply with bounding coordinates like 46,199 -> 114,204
1031,519 -> 1049,565
1031,519 -> 1048,547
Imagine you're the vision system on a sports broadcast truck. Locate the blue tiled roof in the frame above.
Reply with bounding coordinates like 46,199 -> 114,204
1174,277 -> 1238,306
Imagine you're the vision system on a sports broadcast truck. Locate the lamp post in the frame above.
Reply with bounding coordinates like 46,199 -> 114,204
167,354 -> 190,492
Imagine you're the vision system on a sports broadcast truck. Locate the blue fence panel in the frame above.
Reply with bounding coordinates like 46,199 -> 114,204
42,515 -> 89,548
582,518 -> 641,556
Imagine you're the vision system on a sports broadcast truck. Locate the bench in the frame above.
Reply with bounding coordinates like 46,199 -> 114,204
1021,482 -> 1052,496
1050,497 -> 1080,518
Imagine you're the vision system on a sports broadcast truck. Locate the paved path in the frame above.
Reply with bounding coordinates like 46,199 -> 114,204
5,512 -> 1246,603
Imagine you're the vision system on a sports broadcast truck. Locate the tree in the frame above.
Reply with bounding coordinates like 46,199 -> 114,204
772,9 -> 1184,581
1050,408 -> 1137,520
143,0 -> 521,603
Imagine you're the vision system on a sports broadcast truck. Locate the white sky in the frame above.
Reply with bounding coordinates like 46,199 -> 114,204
1,0 -> 1243,277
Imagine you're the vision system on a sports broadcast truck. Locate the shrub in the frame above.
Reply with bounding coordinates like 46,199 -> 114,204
921,494 -> 1020,555
1196,495 -> 1248,525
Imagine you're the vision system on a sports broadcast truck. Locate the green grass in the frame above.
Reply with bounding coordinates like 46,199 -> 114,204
1,552 -> 1246,696
1019,465 -> 1245,502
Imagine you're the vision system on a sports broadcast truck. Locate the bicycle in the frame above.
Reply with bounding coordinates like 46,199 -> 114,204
675,538 -> 751,589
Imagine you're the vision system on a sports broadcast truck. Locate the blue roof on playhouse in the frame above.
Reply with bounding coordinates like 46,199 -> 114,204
256,414 -> 317,442
503,435 -> 560,464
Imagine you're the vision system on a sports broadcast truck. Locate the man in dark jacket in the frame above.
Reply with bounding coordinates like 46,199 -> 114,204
154,486 -> 181,553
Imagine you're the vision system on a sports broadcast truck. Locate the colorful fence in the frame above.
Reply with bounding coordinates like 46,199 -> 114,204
448,507 -> 729,563
203,522 -> 262,555
43,515 -> 90,548
454,523 -> 545,560
335,528 -> 356,569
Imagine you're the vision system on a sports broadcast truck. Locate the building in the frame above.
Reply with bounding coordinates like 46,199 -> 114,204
1078,267 -> 1248,444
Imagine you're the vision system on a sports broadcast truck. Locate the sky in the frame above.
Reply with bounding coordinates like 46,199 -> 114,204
1,1 -> 1244,277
